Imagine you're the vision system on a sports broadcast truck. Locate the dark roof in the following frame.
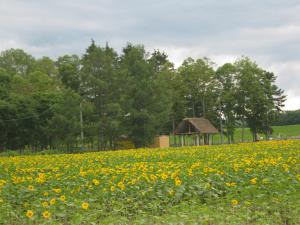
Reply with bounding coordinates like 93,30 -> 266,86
174,117 -> 219,134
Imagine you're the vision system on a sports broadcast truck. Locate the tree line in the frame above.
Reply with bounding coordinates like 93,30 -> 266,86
273,109 -> 300,126
0,41 -> 286,151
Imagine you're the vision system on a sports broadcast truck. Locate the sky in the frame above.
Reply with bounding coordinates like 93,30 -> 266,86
0,0 -> 300,110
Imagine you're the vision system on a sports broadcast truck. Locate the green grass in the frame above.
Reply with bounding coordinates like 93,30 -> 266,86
232,124 -> 300,142
272,124 -> 300,137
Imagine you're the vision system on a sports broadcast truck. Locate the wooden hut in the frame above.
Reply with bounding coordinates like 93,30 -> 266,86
173,117 -> 219,146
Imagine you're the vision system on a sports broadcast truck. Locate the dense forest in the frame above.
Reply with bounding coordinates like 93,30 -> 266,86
0,41 -> 286,151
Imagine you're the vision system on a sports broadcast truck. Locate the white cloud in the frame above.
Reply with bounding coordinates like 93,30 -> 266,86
284,92 -> 300,110
266,61 -> 300,110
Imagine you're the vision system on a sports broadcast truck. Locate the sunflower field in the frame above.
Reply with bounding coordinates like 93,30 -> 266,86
0,140 -> 300,224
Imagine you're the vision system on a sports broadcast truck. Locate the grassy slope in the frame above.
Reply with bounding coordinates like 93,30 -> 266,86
233,124 -> 300,142
272,124 -> 300,137
171,124 -> 300,145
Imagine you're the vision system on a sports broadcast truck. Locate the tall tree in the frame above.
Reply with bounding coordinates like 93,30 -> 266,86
260,70 -> 286,139
216,63 -> 237,143
120,44 -> 172,147
81,41 -> 122,149
149,50 -> 175,132
235,57 -> 285,141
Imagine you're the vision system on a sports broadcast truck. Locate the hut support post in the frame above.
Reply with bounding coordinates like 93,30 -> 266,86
174,135 -> 176,147
181,135 -> 184,147
205,134 -> 209,145
196,134 -> 199,146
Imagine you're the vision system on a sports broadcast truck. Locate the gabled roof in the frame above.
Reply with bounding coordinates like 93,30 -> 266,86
174,117 -> 219,134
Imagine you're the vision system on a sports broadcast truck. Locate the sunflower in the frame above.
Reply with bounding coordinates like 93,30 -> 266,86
42,211 -> 51,219
26,210 -> 33,218
81,202 -> 89,210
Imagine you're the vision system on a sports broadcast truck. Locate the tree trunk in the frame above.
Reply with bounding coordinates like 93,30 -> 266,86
202,97 -> 205,117
241,119 -> 245,143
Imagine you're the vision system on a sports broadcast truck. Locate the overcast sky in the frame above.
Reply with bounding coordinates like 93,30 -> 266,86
0,0 -> 299,110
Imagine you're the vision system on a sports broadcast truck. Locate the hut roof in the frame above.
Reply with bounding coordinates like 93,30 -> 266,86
174,117 -> 219,134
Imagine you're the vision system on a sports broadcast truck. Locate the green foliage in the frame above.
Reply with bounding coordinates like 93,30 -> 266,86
178,57 -> 217,120
35,57 -> 57,77
131,194 -> 300,225
0,50 -> 80,151
0,49 -> 35,76
56,55 -> 81,92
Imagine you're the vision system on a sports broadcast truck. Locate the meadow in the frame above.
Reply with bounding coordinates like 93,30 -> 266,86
231,124 -> 300,142
0,140 -> 300,224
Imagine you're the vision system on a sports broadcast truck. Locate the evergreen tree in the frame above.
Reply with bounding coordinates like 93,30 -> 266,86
216,63 -> 238,143
120,44 -> 172,147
